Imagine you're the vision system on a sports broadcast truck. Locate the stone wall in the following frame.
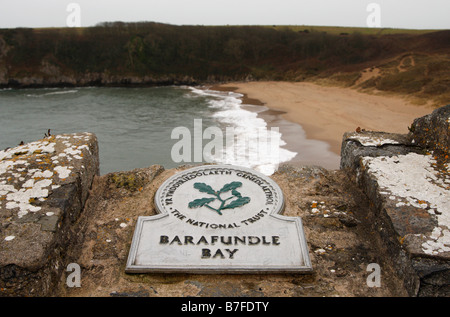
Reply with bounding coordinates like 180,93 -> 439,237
340,105 -> 450,296
0,133 -> 99,296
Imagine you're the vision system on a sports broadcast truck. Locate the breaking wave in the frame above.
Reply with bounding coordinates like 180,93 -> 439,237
187,87 -> 297,175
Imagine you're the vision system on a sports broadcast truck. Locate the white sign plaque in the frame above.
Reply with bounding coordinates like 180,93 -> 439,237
125,165 -> 312,273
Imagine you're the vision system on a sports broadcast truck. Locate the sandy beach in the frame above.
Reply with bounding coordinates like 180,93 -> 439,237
217,81 -> 434,157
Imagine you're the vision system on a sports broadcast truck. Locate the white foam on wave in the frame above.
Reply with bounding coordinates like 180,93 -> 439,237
25,89 -> 78,97
188,87 -> 297,175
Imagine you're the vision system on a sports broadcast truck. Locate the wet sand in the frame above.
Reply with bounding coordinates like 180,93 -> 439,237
214,81 -> 434,169
242,103 -> 341,169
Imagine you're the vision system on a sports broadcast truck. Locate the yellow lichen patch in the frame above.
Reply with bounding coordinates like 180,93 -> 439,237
42,135 -> 56,143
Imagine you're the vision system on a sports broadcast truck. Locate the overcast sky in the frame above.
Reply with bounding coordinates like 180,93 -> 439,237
0,0 -> 449,30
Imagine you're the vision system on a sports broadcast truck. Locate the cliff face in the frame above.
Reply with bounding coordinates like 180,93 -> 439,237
0,105 -> 449,297
0,25 -> 449,107
0,36 -> 9,84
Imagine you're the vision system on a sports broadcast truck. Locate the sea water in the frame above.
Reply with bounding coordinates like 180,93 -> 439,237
0,86 -> 305,175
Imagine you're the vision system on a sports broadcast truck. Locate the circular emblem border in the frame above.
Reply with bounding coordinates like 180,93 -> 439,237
155,164 -> 285,216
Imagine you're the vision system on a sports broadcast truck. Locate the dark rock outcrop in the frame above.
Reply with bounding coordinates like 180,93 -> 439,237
410,104 -> 450,155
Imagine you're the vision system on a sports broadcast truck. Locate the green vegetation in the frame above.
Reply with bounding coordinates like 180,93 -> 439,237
109,171 -> 144,192
0,22 -> 448,104
356,53 -> 450,105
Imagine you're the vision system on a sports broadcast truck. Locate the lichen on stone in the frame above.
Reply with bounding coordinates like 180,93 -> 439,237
347,133 -> 400,147
109,172 -> 143,192
0,132 -> 94,218
362,152 -> 450,255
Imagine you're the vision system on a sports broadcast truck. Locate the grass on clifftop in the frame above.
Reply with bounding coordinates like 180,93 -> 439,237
269,25 -> 440,35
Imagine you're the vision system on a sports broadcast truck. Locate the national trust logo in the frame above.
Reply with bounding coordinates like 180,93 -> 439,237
188,181 -> 251,215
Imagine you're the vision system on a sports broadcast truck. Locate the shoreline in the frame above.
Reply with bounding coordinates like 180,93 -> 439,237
208,84 -> 341,170
213,81 -> 435,158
